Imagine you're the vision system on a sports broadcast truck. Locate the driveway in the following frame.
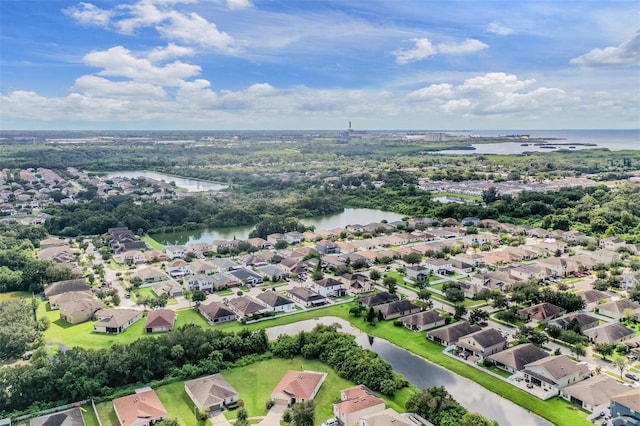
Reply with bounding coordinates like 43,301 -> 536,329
210,412 -> 232,426
257,404 -> 286,426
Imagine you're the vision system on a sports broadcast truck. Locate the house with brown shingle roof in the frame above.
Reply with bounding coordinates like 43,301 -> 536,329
112,389 -> 168,426
456,328 -> 507,359
199,301 -> 237,324
583,323 -> 636,345
59,298 -> 104,324
610,388 -> 640,424
333,385 -> 386,426
271,370 -> 327,406
144,309 -> 176,333
185,373 -> 239,412
518,302 -> 565,322
94,309 -> 143,334
560,375 -> 629,413
30,407 -> 85,426
44,279 -> 90,298
256,290 -> 296,312
522,355 -> 590,395
427,321 -> 482,346
373,300 -> 421,320
487,343 -> 549,373
401,310 -> 446,332
48,290 -> 94,310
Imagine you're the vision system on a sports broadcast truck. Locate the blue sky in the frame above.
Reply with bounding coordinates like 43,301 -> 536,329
1,0 -> 639,130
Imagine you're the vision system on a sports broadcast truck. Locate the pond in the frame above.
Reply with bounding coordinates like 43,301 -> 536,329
103,171 -> 228,192
151,208 -> 407,245
266,317 -> 552,426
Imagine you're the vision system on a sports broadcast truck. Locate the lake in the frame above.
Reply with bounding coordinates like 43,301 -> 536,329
266,317 -> 552,426
151,208 -> 407,245
104,171 -> 228,192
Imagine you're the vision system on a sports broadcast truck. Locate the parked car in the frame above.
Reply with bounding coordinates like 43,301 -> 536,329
624,373 -> 639,381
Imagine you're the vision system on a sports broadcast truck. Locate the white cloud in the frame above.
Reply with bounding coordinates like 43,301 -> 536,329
63,2 -> 113,26
158,11 -> 235,51
73,75 -> 167,98
393,37 -> 488,64
570,30 -> 640,66
486,21 -> 513,36
147,43 -> 194,62
84,46 -> 201,86
407,83 -> 454,100
226,0 -> 252,10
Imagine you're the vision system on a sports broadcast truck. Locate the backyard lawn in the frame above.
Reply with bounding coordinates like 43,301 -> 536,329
82,405 -> 101,426
141,234 -> 165,251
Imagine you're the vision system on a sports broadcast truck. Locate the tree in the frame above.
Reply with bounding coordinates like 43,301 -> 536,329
468,308 -> 489,325
443,282 -> 465,304
191,289 -> 207,305
366,307 -> 377,324
417,289 -> 433,308
290,400 -> 315,426
572,343 -> 586,361
492,292 -> 508,309
384,276 -> 397,294
454,304 -> 467,320
461,412 -> 499,426
594,342 -> 615,361
482,186 -> 499,204
403,252 -> 422,265
369,269 -> 381,282
612,357 -> 629,380
349,305 -> 365,317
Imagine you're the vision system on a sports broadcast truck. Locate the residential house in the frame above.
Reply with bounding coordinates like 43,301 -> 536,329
112,389 -> 168,426
30,407 -> 85,426
59,298 -> 104,324
564,231 -> 588,244
135,266 -> 168,284
547,312 -> 600,332
190,259 -> 218,275
49,290 -> 94,310
287,287 -> 327,307
143,250 -> 168,263
404,265 -> 431,282
229,268 -> 263,286
39,237 -> 69,249
210,272 -> 241,290
227,296 -> 270,318
522,355 -> 590,394
93,309 -> 143,334
284,231 -> 304,244
358,292 -> 399,307
166,259 -> 190,278
165,245 -> 187,259
449,258 -> 474,274
187,242 -> 211,258
333,385 -> 386,426
561,375 -> 629,414
461,217 -> 480,227
120,250 -> 145,265
144,309 -> 176,333
538,239 -> 568,255
44,279 -> 90,298
401,310 -> 445,332
316,240 -> 340,255
597,299 -> 640,319
487,343 -> 549,373
510,264 -> 547,281
152,280 -> 183,298
340,273 -> 373,295
256,290 -> 296,312
374,300 -> 422,320
462,234 -> 489,246
577,289 -> 613,308
454,253 -> 486,268
621,271 -> 640,291
184,373 -> 239,412
538,257 -> 578,277
313,277 -> 345,297
199,301 -> 237,324
600,237 -> 626,251
610,388 -> 640,426
256,264 -> 290,282
519,303 -> 565,322
456,328 -> 507,359
185,274 -> 215,292
246,237 -> 270,249
271,370 -> 327,406
590,249 -> 620,266
357,408 -> 414,426
583,323 -> 636,345
427,321 -> 482,346
423,259 -> 453,275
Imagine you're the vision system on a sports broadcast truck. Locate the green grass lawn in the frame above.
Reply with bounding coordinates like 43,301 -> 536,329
142,234 -> 165,251
174,307 -> 210,329
95,401 -> 119,426
481,364 -> 513,379
431,283 -> 444,291
156,381 -> 209,426
82,404 -> 101,426
221,357 -> 412,425
0,291 -> 32,302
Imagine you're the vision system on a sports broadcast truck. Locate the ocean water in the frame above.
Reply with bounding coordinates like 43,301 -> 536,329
440,129 -> 639,154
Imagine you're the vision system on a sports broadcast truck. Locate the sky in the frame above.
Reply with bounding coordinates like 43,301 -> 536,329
1,0 -> 639,130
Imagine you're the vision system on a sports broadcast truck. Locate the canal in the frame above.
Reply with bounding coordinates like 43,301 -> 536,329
266,317 -> 552,426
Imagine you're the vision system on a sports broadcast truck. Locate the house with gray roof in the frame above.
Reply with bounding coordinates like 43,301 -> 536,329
583,323 -> 636,345
93,309 -> 143,334
610,388 -> 640,425
229,268 -> 263,286
427,321 -> 482,346
44,279 -> 90,298
256,290 -> 296,312
59,298 -> 104,324
456,328 -> 507,359
522,355 -> 590,395
359,291 -> 399,307
210,271 -> 241,289
487,343 -> 549,373
255,264 -> 290,281
227,296 -> 269,318
30,407 -> 85,426
401,310 -> 445,332
560,375 -> 629,413
287,287 -> 326,307
597,299 -> 640,319
199,301 -> 237,324
373,300 -> 421,320
547,312 -> 600,332
185,373 -> 239,412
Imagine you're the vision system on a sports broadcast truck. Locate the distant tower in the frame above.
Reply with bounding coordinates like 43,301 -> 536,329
348,121 -> 352,131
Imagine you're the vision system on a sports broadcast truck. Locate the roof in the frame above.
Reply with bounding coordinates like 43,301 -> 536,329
401,310 -> 442,327
519,302 -> 564,320
256,290 -> 294,307
272,370 -> 326,400
428,321 -> 482,344
562,375 -> 628,407
375,300 -> 420,316
611,388 -> 640,411
359,291 -> 400,307
459,328 -> 506,349
548,312 -> 600,329
199,301 -> 236,320
112,389 -> 168,426
524,355 -> 587,382
49,290 -> 94,306
59,298 -> 104,316
227,296 -> 267,316
315,277 -> 343,288
144,309 -> 176,329
135,267 -> 167,281
577,289 -> 612,304
287,287 -> 325,302
185,373 -> 239,409
598,299 -> 640,315
358,408 -> 413,426
583,323 -> 636,343
30,407 -> 85,426
334,385 -> 385,414
94,309 -> 142,328
44,279 -> 90,297
488,343 -> 549,371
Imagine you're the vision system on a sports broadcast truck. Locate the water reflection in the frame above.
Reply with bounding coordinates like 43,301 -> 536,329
266,317 -> 551,426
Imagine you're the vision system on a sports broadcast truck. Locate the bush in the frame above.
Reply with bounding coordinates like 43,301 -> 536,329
265,400 -> 274,410
393,320 -> 404,327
